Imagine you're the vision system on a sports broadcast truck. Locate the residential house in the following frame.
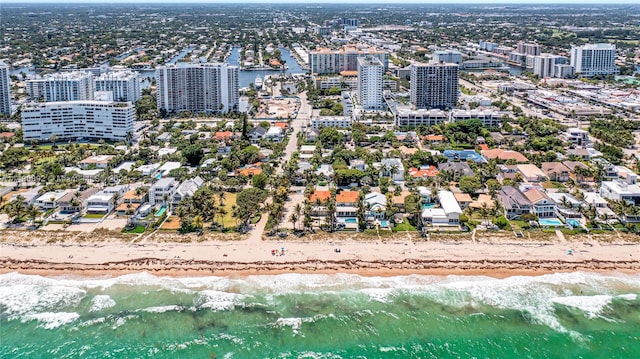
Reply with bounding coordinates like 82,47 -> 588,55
172,176 -> 204,205
421,190 -> 462,226
438,162 -> 474,178
213,131 -> 236,142
417,186 -> 433,204
299,145 -> 316,161
548,192 -> 582,221
497,186 -> 533,220
563,127 -> 589,146
564,161 -> 591,183
481,149 -> 528,163
336,190 -> 359,217
85,191 -> 116,214
158,161 -> 182,177
541,162 -> 571,182
309,190 -> 331,217
443,150 -> 487,164
522,187 -> 556,218
137,163 -> 161,177
149,177 -> 178,205
59,188 -> 99,213
13,186 -> 44,206
350,159 -> 366,171
35,190 -> 68,210
380,158 -> 405,184
265,126 -> 284,142
408,165 -> 438,179
392,191 -> 411,213
364,192 -> 387,220
583,192 -> 616,218
248,126 -> 267,144
238,163 -> 263,177
453,192 -> 473,210
600,180 -> 640,206
79,155 -> 114,169
516,164 -> 549,183
304,128 -> 320,142
123,189 -> 146,204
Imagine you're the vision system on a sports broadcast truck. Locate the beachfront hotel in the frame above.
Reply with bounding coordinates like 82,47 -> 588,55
410,62 -> 459,110
0,61 -> 11,115
94,71 -> 141,103
21,101 -> 134,142
570,43 -> 618,77
357,56 -> 384,110
155,63 -> 239,115
309,46 -> 389,75
26,71 -> 94,102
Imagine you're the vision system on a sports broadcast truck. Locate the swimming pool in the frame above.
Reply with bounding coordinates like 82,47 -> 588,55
344,218 -> 357,224
538,218 -> 563,227
155,205 -> 167,217
567,219 -> 581,228
380,220 -> 389,227
422,203 -> 435,209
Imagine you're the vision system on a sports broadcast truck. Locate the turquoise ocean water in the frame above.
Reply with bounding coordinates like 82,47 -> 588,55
1,271 -> 639,358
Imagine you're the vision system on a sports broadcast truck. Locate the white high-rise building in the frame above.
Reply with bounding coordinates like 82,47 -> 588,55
95,71 -> 141,103
0,61 -> 11,115
410,62 -> 459,110
26,72 -> 94,102
156,63 -> 239,115
357,56 -> 384,110
433,50 -> 463,65
570,44 -> 618,77
309,46 -> 389,75
533,54 -> 562,78
21,101 -> 134,142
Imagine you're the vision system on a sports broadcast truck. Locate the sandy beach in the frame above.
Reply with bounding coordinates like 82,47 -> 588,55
1,229 -> 639,277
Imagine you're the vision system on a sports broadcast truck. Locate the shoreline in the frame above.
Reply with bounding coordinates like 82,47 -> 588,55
1,229 -> 639,278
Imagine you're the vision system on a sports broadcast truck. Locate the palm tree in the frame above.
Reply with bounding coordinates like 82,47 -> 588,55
27,204 -> 40,226
289,213 -> 298,231
192,215 -> 204,229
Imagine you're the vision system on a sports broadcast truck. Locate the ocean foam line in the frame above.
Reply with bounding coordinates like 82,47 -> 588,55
89,295 -> 116,312
20,311 -> 80,330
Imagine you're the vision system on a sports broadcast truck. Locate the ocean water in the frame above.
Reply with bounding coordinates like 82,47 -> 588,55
1,272 -> 639,359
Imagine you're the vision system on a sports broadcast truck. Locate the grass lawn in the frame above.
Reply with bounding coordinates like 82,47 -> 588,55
83,213 -> 105,219
394,221 -> 417,232
122,225 -> 146,234
510,220 -> 529,230
161,216 -> 181,230
219,192 -> 238,228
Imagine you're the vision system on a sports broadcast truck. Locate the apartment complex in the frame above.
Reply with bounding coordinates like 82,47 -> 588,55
94,71 -> 141,103
570,44 -> 618,77
156,63 -> 239,114
21,101 -> 134,142
432,50 -> 462,65
27,71 -> 94,102
357,56 -> 384,110
533,54 -> 564,78
410,62 -> 459,110
0,61 -> 11,115
309,46 -> 389,75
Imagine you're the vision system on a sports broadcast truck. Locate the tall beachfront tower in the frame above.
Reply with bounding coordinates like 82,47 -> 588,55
357,56 -> 384,110
410,62 -> 459,110
95,71 -> 141,103
26,71 -> 94,102
309,46 -> 389,75
0,61 -> 11,115
570,44 -> 618,77
156,63 -> 239,115
21,101 -> 135,142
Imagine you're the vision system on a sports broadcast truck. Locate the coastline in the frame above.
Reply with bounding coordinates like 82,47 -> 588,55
1,230 -> 639,278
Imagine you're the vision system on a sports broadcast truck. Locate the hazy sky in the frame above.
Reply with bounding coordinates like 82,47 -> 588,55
6,0 -> 639,4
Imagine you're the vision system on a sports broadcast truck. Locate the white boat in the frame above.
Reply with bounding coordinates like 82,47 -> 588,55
254,75 -> 263,89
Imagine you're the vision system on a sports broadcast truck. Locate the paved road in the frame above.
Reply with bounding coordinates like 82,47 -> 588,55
247,90 -> 310,242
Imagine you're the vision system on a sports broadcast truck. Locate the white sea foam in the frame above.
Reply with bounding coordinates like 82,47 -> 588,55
139,305 -> 184,313
195,290 -> 243,311
275,317 -> 303,335
551,295 -> 613,319
617,293 -> 637,301
0,284 -> 86,316
20,312 -> 80,329
111,314 -> 138,330
89,295 -> 116,312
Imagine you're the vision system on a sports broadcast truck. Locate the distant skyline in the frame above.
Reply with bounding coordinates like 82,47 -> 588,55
5,0 -> 640,4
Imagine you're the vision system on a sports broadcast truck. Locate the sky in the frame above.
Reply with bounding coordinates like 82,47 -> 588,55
6,0 -> 640,4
